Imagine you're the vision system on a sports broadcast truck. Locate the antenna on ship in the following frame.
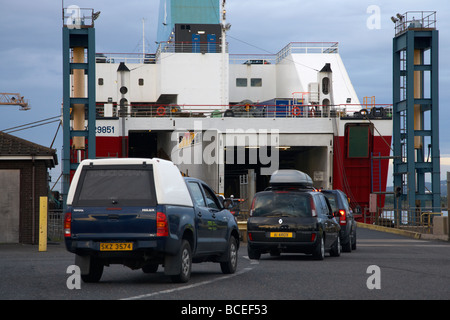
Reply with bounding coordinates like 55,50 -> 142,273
142,18 -> 146,59
221,0 -> 231,111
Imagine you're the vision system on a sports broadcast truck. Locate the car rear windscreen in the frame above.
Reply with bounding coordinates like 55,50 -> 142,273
73,165 -> 157,207
322,193 -> 338,212
252,192 -> 312,218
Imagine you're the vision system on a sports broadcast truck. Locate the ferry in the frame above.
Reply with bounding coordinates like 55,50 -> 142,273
70,1 -> 393,220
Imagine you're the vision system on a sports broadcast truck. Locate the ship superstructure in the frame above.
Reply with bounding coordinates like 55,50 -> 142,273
64,1 -> 393,219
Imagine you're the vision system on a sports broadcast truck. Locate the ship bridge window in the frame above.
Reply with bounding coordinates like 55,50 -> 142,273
251,78 -> 262,87
236,78 -> 247,87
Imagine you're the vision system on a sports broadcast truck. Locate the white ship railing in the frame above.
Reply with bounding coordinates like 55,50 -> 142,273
96,104 -> 392,119
276,42 -> 339,63
229,42 -> 339,64
95,53 -> 156,64
96,42 -> 338,66
156,41 -> 228,59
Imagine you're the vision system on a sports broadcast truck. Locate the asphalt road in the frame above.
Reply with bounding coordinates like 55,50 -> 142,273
1,227 -> 449,302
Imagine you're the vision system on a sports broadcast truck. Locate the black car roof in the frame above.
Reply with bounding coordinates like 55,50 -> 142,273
257,189 -> 317,195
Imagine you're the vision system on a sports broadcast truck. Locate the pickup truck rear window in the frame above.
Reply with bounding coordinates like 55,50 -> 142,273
252,192 -> 312,218
73,165 -> 157,207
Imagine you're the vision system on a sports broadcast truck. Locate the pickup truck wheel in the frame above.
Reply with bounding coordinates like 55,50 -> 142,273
81,257 -> 104,283
170,240 -> 192,283
220,236 -> 238,274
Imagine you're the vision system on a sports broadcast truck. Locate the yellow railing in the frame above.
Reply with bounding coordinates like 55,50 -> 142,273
367,208 -> 444,234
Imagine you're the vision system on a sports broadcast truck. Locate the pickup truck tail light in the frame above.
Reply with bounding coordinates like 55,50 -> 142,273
156,212 -> 169,237
339,210 -> 347,226
64,211 -> 72,237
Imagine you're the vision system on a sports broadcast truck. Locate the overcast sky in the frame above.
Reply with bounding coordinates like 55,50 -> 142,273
0,0 -> 449,189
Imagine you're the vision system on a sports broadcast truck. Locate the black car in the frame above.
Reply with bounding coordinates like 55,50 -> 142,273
321,189 -> 357,252
247,170 -> 341,260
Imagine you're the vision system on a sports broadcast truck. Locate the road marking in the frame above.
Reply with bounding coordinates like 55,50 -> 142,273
243,255 -> 260,265
359,239 -> 429,242
358,239 -> 450,247
121,267 -> 254,300
359,244 -> 449,247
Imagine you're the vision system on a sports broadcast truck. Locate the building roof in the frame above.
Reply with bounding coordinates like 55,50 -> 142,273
0,131 -> 58,167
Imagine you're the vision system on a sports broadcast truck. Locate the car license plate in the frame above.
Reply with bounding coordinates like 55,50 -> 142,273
100,242 -> 133,251
270,232 -> 293,238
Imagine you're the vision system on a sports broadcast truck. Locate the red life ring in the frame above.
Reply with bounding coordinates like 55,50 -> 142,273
156,106 -> 166,116
292,107 -> 302,117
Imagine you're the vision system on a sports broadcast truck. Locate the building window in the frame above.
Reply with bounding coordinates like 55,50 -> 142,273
138,78 -> 144,86
236,78 -> 247,87
251,78 -> 262,87
98,78 -> 104,85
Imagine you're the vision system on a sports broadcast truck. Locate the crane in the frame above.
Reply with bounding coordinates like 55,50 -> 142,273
0,93 -> 30,110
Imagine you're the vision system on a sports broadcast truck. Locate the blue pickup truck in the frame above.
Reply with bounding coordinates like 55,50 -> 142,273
64,158 -> 239,283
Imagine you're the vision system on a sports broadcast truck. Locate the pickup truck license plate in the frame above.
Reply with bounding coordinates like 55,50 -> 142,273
270,232 -> 293,238
100,243 -> 133,251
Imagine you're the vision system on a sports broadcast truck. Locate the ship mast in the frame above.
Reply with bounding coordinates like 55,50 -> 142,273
221,0 -> 230,111
142,18 -> 146,59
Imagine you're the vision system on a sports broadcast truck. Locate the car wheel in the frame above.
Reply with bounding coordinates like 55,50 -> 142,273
81,257 -> 104,283
330,235 -> 341,257
342,234 -> 352,252
170,240 -> 192,283
352,229 -> 357,250
313,235 -> 325,260
247,244 -> 261,260
221,236 -> 238,274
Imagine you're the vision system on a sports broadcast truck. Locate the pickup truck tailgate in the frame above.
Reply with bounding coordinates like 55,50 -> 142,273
70,207 -> 158,239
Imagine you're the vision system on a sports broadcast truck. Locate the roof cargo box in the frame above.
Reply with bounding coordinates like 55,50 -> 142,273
269,169 -> 313,188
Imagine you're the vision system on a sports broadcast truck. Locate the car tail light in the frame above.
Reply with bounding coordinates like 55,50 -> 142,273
339,210 -> 347,225
310,233 -> 316,242
64,211 -> 72,238
156,212 -> 169,237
